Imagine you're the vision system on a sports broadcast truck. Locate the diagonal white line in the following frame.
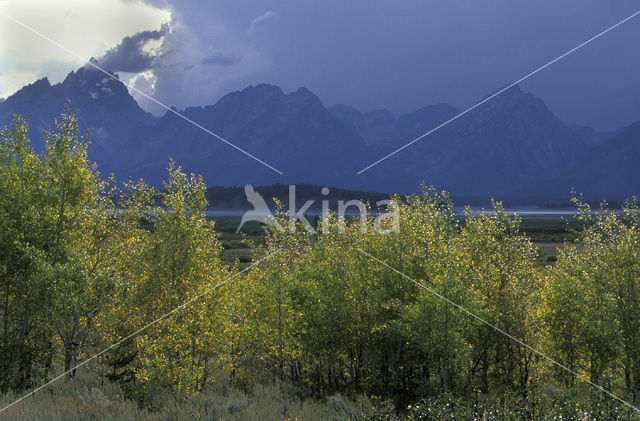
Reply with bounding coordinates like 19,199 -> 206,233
0,10 -> 283,175
356,9 -> 640,175
357,248 -> 640,414
0,249 -> 281,415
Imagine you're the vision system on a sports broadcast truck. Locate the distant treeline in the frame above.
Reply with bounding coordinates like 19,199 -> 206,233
205,184 -> 391,210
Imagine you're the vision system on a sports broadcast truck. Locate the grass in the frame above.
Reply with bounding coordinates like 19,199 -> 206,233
212,217 -> 265,269
518,219 -> 584,243
0,372 -> 370,421
2,373 -> 633,420
518,219 -> 585,265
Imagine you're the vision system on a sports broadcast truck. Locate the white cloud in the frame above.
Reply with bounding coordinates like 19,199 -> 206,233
0,0 -> 171,98
116,4 -> 270,115
0,1 -> 273,115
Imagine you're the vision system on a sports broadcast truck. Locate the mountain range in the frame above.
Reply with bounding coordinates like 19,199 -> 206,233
1,61 -> 638,202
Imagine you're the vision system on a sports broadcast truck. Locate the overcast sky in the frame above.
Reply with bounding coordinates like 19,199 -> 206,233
1,0 -> 639,130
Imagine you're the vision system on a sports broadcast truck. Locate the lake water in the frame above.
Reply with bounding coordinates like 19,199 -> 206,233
205,207 -> 582,220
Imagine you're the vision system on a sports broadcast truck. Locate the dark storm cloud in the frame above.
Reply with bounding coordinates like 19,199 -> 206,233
122,0 -> 640,130
202,51 -> 241,67
99,24 -> 168,73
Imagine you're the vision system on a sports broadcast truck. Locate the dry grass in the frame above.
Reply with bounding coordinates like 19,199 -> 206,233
0,372 -> 369,421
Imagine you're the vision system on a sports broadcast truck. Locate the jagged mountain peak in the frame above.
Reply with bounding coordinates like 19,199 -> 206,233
481,83 -> 524,100
474,84 -> 548,115
244,83 -> 283,94
0,67 -> 629,199
285,86 -> 325,113
220,83 -> 284,104
0,63 -> 155,164
179,84 -> 329,128
28,77 -> 52,89
290,86 -> 317,99
5,77 -> 53,103
61,66 -> 127,99
84,57 -> 100,70
201,83 -> 286,119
